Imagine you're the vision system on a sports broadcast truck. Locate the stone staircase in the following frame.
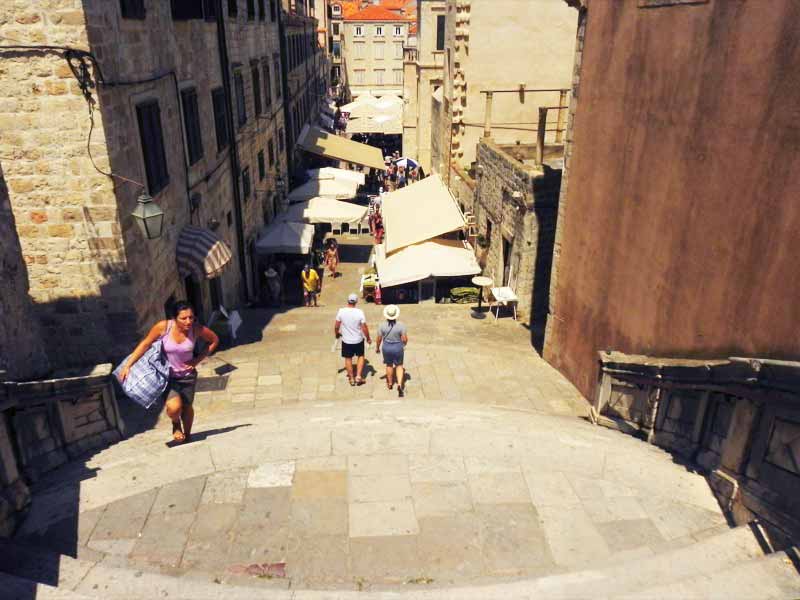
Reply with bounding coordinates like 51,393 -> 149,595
1,523 -> 798,599
1,392 -> 798,599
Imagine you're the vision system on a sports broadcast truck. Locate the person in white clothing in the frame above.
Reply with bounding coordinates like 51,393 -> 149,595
334,293 -> 372,385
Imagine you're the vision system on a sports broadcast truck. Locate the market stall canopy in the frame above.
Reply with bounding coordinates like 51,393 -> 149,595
374,239 -> 481,287
176,225 -> 233,280
283,197 -> 367,225
287,177 -> 359,203
382,174 -> 467,253
306,167 -> 366,186
346,114 -> 402,135
254,220 -> 315,255
296,125 -> 387,171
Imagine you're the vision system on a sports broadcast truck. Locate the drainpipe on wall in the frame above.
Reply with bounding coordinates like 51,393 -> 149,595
215,0 -> 249,301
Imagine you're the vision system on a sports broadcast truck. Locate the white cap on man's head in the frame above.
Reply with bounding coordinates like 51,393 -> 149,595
348,293 -> 358,304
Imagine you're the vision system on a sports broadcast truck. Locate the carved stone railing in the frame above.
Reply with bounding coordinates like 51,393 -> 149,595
0,364 -> 124,536
403,47 -> 418,63
595,351 -> 800,547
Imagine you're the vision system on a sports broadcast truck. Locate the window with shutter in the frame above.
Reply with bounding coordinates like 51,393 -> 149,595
120,0 -> 145,19
211,87 -> 229,152
436,15 -> 445,51
228,0 -> 238,17
273,56 -> 282,99
136,100 -> 170,195
247,0 -> 255,20
278,127 -> 285,152
263,62 -> 272,108
171,0 -> 204,20
234,70 -> 247,128
258,0 -> 265,20
242,167 -> 251,201
257,151 -> 265,180
270,0 -> 277,21
268,139 -> 275,165
251,64 -> 262,116
180,88 -> 204,165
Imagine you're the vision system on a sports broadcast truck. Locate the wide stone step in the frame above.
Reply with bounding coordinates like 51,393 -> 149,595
617,551 -> 800,600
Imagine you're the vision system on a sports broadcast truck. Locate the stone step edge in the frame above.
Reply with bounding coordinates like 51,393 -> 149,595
0,526 -> 770,600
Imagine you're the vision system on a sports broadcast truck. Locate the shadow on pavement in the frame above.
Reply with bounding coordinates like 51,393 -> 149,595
164,423 -> 252,447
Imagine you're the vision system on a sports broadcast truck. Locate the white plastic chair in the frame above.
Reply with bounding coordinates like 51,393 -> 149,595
490,265 -> 518,321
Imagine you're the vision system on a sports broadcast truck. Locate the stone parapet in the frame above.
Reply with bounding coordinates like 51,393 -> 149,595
594,351 -> 800,548
0,365 -> 123,537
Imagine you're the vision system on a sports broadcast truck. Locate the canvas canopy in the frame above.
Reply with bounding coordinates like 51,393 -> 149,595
306,167 -> 366,186
254,220 -> 315,255
287,177 -> 359,203
296,125 -> 386,171
176,226 -> 232,280
346,114 -> 402,135
374,239 -> 481,288
382,174 -> 466,253
283,197 -> 367,225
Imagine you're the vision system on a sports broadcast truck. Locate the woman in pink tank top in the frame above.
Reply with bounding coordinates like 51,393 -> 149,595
119,301 -> 219,443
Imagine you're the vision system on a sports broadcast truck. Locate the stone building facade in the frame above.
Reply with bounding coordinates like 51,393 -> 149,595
0,167 -> 49,381
342,4 -> 411,98
0,0 -> 326,369
543,0 -> 800,401
472,141 -> 561,331
401,0 -> 445,174
428,0 -> 577,179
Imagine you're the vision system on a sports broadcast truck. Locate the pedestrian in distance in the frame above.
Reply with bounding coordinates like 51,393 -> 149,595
335,293 -> 372,386
375,304 -> 408,397
118,301 -> 218,443
301,263 -> 320,307
324,238 -> 339,278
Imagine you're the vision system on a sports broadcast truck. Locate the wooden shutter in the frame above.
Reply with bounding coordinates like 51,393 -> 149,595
263,63 -> 272,107
258,0 -> 265,20
251,65 -> 262,116
234,71 -> 247,128
247,0 -> 255,20
211,88 -> 229,152
228,0 -> 238,16
171,0 -> 204,20
180,88 -> 204,165
136,101 -> 169,195
203,0 -> 217,20
120,0 -> 146,19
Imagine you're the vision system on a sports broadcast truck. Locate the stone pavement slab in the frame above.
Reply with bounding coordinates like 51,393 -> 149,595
349,500 -> 419,538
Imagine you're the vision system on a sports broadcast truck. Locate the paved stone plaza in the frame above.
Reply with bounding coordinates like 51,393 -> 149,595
4,235 -> 797,598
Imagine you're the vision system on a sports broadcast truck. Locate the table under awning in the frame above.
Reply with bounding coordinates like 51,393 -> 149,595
374,239 -> 481,288
306,167 -> 366,186
283,197 -> 367,225
287,177 -> 360,203
176,225 -> 233,280
296,125 -> 387,171
254,220 -> 315,255
382,174 -> 467,253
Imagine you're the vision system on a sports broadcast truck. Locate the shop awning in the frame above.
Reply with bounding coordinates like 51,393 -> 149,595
283,197 -> 367,225
287,177 -> 359,203
176,225 -> 233,280
346,114 -> 402,135
296,125 -> 387,171
254,220 -> 315,255
306,167 -> 366,186
382,174 -> 466,253
374,239 -> 481,287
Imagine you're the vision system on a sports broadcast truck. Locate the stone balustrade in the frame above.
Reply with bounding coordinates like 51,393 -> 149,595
594,351 -> 800,548
0,365 -> 124,536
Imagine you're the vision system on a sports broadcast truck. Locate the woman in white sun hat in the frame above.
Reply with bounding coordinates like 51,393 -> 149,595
375,304 -> 409,396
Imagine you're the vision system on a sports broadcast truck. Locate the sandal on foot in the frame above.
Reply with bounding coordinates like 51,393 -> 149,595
356,377 -> 365,386
172,421 -> 185,442
398,387 -> 404,397
349,377 -> 356,386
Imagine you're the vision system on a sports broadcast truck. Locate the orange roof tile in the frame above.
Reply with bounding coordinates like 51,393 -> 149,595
345,4 -> 408,21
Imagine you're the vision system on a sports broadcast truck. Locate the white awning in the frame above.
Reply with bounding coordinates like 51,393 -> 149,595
296,125 -> 387,171
306,167 -> 366,186
374,239 -> 481,287
346,114 -> 402,135
283,197 -> 367,225
255,220 -> 315,255
287,177 -> 359,203
382,174 -> 466,253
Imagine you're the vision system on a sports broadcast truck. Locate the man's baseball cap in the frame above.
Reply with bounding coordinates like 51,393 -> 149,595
348,293 -> 358,303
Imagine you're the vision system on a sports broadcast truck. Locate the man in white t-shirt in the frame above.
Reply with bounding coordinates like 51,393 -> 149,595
334,293 -> 372,386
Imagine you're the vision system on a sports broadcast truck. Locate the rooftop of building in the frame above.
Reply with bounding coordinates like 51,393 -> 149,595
344,4 -> 414,21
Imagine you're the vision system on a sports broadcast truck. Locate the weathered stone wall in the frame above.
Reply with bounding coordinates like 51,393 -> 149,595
473,140 -> 561,326
543,1 -> 800,400
0,364 -> 124,537
0,1 -> 294,367
448,163 -> 475,215
0,165 -> 50,381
